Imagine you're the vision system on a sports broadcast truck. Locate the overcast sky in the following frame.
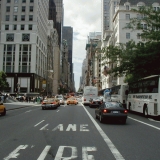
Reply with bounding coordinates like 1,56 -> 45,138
63,0 -> 101,91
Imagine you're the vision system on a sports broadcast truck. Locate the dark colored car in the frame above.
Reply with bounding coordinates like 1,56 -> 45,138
95,101 -> 128,124
89,98 -> 103,108
41,99 -> 58,110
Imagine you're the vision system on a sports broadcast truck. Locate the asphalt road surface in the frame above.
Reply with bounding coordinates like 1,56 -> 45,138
1,101 -> 160,160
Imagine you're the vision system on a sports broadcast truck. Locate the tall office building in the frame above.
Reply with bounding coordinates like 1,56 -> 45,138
101,0 -> 110,39
62,26 -> 73,79
0,0 -> 50,93
54,0 -> 63,46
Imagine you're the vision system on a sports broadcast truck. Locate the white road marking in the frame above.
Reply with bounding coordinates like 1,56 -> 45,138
82,147 -> 97,160
57,110 -> 59,112
4,145 -> 28,160
80,124 -> 89,131
34,120 -> 45,127
25,110 -> 32,113
129,117 -> 160,130
37,145 -> 51,160
148,118 -> 160,123
52,124 -> 63,131
54,146 -> 77,160
31,145 -> 35,148
40,124 -> 49,130
81,103 -> 125,160
66,124 -> 76,131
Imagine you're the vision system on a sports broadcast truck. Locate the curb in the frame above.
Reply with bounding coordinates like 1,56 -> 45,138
6,104 -> 41,111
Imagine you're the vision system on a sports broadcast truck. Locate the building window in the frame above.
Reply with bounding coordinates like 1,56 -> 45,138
30,0 -> 34,2
28,25 -> 32,30
22,0 -> 26,3
5,25 -> 9,30
137,33 -> 141,39
7,0 -> 11,3
15,0 -> 18,3
6,6 -> 10,12
13,15 -> 17,21
143,24 -> 147,30
126,14 -> 130,20
6,34 -> 14,41
30,6 -> 33,12
22,6 -> 25,12
126,5 -> 129,10
21,25 -> 25,30
22,34 -> 30,41
29,15 -> 33,21
126,33 -> 130,39
21,15 -> 25,21
6,15 -> 10,21
13,25 -> 17,30
14,6 -> 18,12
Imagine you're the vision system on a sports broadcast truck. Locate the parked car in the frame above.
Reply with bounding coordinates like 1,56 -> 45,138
66,97 -> 78,105
0,102 -> 6,116
89,97 -> 103,108
41,99 -> 59,110
95,101 -> 128,124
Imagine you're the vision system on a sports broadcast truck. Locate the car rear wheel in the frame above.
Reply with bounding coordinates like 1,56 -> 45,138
1,108 -> 6,116
99,115 -> 104,123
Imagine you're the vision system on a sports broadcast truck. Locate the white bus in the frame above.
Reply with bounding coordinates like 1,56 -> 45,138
127,75 -> 160,117
82,86 -> 98,105
110,84 -> 129,108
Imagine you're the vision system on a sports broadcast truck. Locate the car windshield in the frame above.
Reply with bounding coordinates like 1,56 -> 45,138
105,102 -> 123,108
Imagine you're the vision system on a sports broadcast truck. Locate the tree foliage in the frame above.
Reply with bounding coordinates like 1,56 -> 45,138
0,71 -> 9,91
101,6 -> 160,83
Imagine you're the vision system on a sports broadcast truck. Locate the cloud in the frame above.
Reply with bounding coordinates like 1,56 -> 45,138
63,0 -> 101,91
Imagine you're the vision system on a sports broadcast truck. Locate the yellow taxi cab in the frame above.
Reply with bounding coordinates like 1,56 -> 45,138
41,98 -> 59,110
0,102 -> 6,116
66,97 -> 78,105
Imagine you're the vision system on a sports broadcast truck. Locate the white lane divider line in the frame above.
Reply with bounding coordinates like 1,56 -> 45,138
25,110 -> 32,113
129,117 -> 160,130
37,145 -> 51,160
148,118 -> 160,123
40,124 -> 49,130
34,120 -> 45,127
82,103 -> 125,160
57,110 -> 59,112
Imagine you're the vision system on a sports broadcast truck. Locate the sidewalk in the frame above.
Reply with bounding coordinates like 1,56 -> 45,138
5,102 -> 41,111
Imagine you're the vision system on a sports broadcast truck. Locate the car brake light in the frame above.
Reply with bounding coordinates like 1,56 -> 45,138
84,98 -> 86,101
52,102 -> 56,104
42,102 -> 46,104
124,110 -> 128,113
103,109 -> 107,113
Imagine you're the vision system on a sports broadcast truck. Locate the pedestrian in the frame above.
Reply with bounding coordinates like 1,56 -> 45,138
29,96 -> 31,103
1,95 -> 4,103
26,97 -> 28,102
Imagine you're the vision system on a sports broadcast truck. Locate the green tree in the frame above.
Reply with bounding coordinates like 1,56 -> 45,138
0,71 -> 9,91
101,6 -> 160,83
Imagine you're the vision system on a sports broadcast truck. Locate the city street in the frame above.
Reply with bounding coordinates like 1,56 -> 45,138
1,101 -> 160,160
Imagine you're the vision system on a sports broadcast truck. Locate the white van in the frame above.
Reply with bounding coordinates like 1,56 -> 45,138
82,86 -> 98,106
